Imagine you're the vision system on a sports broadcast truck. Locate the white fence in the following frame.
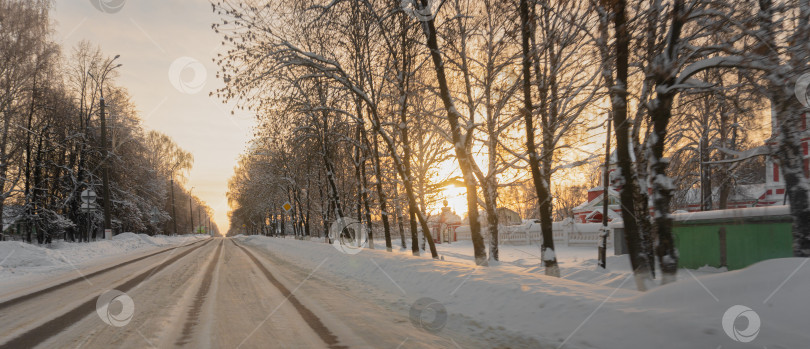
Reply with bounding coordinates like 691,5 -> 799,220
455,221 -> 610,247
272,221 -> 610,247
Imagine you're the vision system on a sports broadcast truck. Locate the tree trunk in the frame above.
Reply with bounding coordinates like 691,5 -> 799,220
648,0 -> 686,284
418,1 -> 486,265
0,107 -> 13,243
34,128 -> 46,244
409,209 -> 419,255
604,0 -> 653,290
700,99 -> 712,211
360,153 -> 374,249
395,183 -> 407,249
520,0 -> 558,276
758,0 -> 810,256
484,187 -> 499,261
322,135 -> 344,221
779,107 -> 810,256
370,131 -> 393,251
718,109 -> 731,210
649,100 -> 678,283
631,0 -> 661,279
353,125 -> 364,243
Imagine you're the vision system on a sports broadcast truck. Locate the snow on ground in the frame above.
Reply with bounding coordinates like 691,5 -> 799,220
238,235 -> 810,349
0,233 -> 209,294
428,240 -> 726,290
279,237 -> 726,290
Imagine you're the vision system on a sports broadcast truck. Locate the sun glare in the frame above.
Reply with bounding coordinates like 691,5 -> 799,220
429,146 -> 489,218
441,185 -> 468,217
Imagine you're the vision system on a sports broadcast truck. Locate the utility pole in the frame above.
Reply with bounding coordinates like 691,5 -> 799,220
89,55 -> 122,240
100,97 -> 111,238
170,162 -> 180,235
198,205 -> 202,234
189,187 -> 195,234
599,116 -> 612,269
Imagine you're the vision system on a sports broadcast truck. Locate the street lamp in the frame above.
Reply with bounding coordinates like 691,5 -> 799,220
88,54 -> 122,239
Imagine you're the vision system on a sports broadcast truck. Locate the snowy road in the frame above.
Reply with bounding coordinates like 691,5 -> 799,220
0,238 -> 471,349
3,235 -> 809,348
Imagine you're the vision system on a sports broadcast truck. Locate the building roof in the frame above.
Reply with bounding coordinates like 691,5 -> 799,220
574,187 -> 620,211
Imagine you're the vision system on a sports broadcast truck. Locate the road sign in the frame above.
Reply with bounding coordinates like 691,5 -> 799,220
149,207 -> 161,224
105,229 -> 112,240
81,189 -> 97,203
79,202 -> 98,213
282,202 -> 292,213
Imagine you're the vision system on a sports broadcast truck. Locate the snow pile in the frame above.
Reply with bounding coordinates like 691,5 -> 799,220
0,242 -> 68,269
0,234 -> 208,293
238,236 -> 809,349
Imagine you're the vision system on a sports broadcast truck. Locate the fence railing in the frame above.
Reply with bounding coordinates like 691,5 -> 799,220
270,221 -> 610,247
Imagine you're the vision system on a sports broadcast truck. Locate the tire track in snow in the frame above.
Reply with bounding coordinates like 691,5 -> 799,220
231,239 -> 346,349
0,238 -> 209,309
0,238 -> 213,349
175,239 -> 223,346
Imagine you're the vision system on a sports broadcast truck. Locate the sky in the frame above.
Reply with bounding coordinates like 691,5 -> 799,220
53,0 -> 256,233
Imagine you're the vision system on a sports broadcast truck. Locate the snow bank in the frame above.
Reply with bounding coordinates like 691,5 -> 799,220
671,205 -> 791,222
238,236 -> 809,349
0,234 -> 208,294
272,238 -> 721,290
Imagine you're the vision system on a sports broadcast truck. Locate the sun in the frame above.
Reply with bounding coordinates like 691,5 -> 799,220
430,161 -> 468,216
444,185 -> 468,215
429,143 -> 494,218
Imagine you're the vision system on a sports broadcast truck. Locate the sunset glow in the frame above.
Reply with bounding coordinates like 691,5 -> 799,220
439,185 -> 468,217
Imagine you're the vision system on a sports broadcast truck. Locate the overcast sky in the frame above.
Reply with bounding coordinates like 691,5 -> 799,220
53,0 -> 256,233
